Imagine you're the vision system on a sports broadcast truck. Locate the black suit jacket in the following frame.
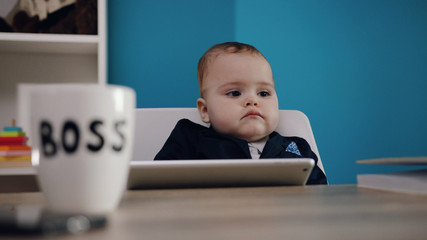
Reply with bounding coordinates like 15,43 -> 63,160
154,119 -> 327,185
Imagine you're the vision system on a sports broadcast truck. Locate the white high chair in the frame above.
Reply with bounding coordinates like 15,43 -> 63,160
132,108 -> 325,174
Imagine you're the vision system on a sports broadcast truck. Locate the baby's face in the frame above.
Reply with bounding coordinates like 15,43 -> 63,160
198,52 -> 279,142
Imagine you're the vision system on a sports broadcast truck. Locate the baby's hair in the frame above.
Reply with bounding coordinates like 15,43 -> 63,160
197,42 -> 267,96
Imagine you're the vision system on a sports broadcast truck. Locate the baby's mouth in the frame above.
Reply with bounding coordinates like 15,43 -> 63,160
242,110 -> 262,119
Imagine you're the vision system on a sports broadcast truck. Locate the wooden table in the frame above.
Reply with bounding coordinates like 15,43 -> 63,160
1,185 -> 427,239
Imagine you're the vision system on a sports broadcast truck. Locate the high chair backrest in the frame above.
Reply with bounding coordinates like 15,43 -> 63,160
132,108 -> 325,173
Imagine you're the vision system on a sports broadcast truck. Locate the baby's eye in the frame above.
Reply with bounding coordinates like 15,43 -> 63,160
258,91 -> 270,97
226,90 -> 241,97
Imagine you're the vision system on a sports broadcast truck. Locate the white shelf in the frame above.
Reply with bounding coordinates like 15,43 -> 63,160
0,0 -> 106,128
0,167 -> 36,176
0,32 -> 98,55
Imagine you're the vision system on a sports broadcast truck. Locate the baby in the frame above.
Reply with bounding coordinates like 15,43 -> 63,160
155,42 -> 327,185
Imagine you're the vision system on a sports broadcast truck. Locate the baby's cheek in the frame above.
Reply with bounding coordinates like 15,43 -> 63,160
214,115 -> 236,133
269,111 -> 280,131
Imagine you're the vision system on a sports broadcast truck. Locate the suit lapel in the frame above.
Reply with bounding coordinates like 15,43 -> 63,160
260,132 -> 284,158
200,127 -> 251,159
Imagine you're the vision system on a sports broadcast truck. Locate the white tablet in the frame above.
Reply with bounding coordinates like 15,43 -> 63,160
127,158 -> 314,189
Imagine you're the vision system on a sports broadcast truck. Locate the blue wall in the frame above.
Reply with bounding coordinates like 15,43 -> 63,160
108,0 -> 427,184
108,0 -> 235,108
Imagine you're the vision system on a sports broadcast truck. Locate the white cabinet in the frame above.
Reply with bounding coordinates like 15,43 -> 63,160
0,0 -> 106,128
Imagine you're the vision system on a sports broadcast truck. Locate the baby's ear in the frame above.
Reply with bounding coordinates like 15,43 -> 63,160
197,98 -> 210,123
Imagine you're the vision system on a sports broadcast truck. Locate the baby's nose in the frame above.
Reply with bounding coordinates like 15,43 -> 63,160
245,97 -> 259,106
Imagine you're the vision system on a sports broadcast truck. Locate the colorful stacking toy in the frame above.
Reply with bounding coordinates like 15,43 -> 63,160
0,120 -> 31,162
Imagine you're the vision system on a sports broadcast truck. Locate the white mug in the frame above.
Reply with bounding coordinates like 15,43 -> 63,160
29,84 -> 135,214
